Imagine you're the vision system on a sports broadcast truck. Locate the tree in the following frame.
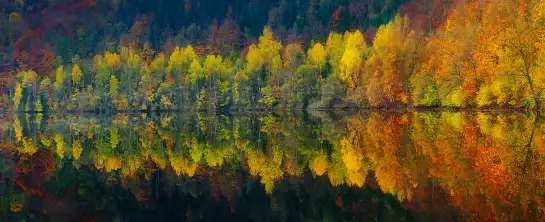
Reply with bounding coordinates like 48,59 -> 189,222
490,0 -> 545,110
365,15 -> 417,107
280,43 -> 305,108
110,75 -> 119,98
168,45 -> 197,107
54,66 -> 64,91
203,54 -> 227,109
187,58 -> 204,103
13,83 -> 22,111
72,64 -> 83,86
104,52 -> 121,71
308,43 -> 327,69
245,27 -> 282,106
326,32 -> 345,77
429,3 -> 481,106
29,44 -> 54,76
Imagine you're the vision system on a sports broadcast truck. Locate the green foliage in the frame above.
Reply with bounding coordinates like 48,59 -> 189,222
443,86 -> 465,108
109,75 -> 119,98
259,86 -> 278,108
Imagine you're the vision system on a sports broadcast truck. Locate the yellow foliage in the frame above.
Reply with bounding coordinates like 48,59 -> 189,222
10,201 -> 23,212
168,46 -> 186,74
183,162 -> 198,176
343,30 -> 366,50
55,133 -> 64,159
246,45 -> 263,71
13,83 -> 22,110
21,70 -> 37,88
327,149 -> 347,186
326,32 -> 345,75
8,12 -> 21,24
105,157 -> 122,172
340,47 -> 362,88
307,43 -> 327,68
13,114 -> 22,142
20,137 -> 37,155
340,137 -> 362,171
109,75 -> 119,97
72,64 -> 83,85
346,170 -> 366,187
283,43 -> 304,71
41,135 -> 52,147
366,15 -> 415,105
311,155 -> 329,176
54,66 -> 64,90
72,140 -> 82,160
110,127 -> 119,149
104,52 -> 121,70
187,59 -> 204,86
246,27 -> 282,79
476,85 -> 493,107
203,54 -> 223,76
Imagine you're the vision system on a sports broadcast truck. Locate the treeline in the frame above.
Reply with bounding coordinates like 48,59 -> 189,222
3,0 -> 545,112
0,0 -> 414,71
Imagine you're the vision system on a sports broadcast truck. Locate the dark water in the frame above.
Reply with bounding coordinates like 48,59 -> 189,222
1,111 -> 544,221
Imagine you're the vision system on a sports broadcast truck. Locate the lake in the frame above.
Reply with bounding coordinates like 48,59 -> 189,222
0,111 -> 544,221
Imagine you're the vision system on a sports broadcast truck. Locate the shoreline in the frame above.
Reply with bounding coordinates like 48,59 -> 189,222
0,106 -> 535,115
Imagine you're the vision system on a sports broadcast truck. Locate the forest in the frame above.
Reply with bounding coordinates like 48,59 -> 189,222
1,0 -> 545,111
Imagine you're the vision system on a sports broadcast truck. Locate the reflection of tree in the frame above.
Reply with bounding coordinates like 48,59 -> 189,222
1,112 -> 545,220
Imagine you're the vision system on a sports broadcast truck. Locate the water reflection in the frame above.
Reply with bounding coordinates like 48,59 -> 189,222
1,112 -> 544,221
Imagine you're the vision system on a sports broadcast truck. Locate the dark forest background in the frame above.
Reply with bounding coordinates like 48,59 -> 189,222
0,0 -> 449,85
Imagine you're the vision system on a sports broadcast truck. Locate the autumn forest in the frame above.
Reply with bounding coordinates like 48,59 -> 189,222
0,0 -> 544,112
2,0 -> 545,221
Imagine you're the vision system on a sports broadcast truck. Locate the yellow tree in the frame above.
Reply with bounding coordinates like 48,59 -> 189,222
339,30 -> 368,104
19,70 -> 38,111
491,0 -> 545,110
325,32 -> 345,77
187,58 -> 204,104
168,45 -> 197,106
306,42 -> 328,105
70,64 -> 83,108
411,45 -> 441,107
54,66 -> 64,91
203,54 -> 227,108
308,42 -> 327,69
245,27 -> 282,105
110,75 -> 119,98
366,15 -> 417,106
13,83 -> 22,111
104,52 -> 121,71
72,64 -> 83,86
431,3 -> 481,106
256,27 -> 282,84
142,53 -> 167,107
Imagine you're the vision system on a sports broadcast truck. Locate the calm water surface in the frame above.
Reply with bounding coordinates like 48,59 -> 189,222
1,111 -> 544,221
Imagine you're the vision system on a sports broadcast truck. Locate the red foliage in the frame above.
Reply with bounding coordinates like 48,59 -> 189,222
397,0 -> 454,32
331,7 -> 343,32
206,19 -> 221,54
335,193 -> 345,210
12,0 -> 95,56
70,0 -> 91,11
29,44 -> 54,75
14,176 -> 46,196
13,28 -> 45,57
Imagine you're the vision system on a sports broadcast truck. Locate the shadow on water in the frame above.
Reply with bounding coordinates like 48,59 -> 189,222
0,111 -> 543,221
